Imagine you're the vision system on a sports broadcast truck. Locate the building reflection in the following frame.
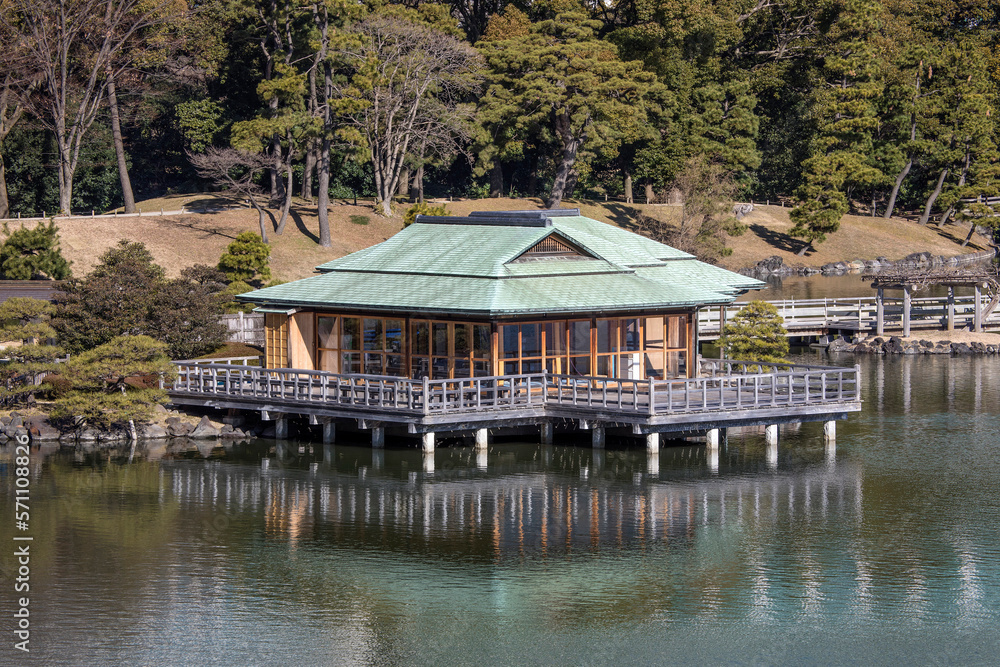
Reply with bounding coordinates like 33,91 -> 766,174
162,447 -> 864,562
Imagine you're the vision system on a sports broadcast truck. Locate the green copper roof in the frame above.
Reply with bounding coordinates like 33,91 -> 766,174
243,209 -> 764,316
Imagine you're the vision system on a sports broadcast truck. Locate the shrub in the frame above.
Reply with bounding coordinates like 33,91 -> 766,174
217,232 -> 272,286
718,300 -> 789,363
403,202 -> 449,227
0,220 -> 72,280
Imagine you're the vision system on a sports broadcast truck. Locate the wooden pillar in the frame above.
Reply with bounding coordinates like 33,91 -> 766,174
476,449 -> 488,469
322,420 -> 336,444
322,444 -> 334,466
372,449 -> 384,471
646,451 -> 659,475
902,285 -> 911,337
646,432 -> 659,452
947,286 -> 955,331
474,428 -> 489,451
540,422 -> 553,445
592,425 -> 606,449
824,420 -> 836,448
275,417 -> 289,440
765,424 -> 778,446
876,288 -> 884,336
422,451 -> 434,473
974,284 -> 983,332
371,426 -> 385,448
422,431 -> 435,453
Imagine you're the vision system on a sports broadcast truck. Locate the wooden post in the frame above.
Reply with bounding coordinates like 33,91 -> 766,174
824,420 -> 836,444
275,417 -> 289,440
422,431 -> 435,453
947,286 -> 955,331
706,428 -> 720,451
646,432 -> 659,452
765,424 -> 778,446
474,428 -> 489,451
322,420 -> 336,444
974,284 -> 983,332
476,449 -> 488,469
540,422 -> 553,445
423,451 -> 434,473
876,288 -> 884,335
902,285 -> 911,337
371,425 -> 385,448
592,425 -> 605,449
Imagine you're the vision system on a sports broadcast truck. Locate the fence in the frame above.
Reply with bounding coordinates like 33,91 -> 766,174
220,313 -> 264,346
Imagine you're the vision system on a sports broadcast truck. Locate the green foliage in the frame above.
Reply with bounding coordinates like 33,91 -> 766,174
50,335 -> 176,431
217,232 -> 272,286
51,241 -> 226,358
0,220 -> 72,280
221,280 -> 255,314
175,99 -> 228,152
0,297 -> 63,405
403,202 -> 449,227
719,301 -> 789,363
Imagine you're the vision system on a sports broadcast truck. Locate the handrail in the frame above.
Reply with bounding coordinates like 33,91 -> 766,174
168,361 -> 860,418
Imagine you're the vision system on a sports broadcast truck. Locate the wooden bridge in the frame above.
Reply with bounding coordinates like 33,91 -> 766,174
166,358 -> 860,452
698,292 -> 1000,340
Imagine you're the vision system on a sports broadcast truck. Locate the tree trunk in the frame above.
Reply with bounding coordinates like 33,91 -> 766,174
416,163 -> 424,203
317,137 -> 331,247
248,198 -> 269,243
939,205 -> 954,226
490,161 -> 503,198
644,182 -> 655,204
961,221 -> 978,247
871,190 -> 877,217
399,167 -> 409,198
919,168 -> 948,224
275,157 -> 293,234
269,135 -> 285,205
883,156 -> 911,218
410,168 -> 420,202
301,142 -> 316,201
623,170 -> 633,204
796,243 -> 812,256
0,154 -> 8,219
57,138 -> 74,215
547,139 -> 581,209
106,68 -> 136,214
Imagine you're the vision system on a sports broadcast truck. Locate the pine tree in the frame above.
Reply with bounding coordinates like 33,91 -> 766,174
790,0 -> 888,252
0,297 -> 63,405
0,219 -> 71,280
217,232 -> 272,286
50,335 -> 176,441
718,300 -> 789,363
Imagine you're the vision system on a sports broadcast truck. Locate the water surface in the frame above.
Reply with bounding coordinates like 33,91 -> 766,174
2,354 -> 999,665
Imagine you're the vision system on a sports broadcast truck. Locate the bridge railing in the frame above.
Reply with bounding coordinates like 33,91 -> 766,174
169,361 -> 860,418
698,295 -> 1000,335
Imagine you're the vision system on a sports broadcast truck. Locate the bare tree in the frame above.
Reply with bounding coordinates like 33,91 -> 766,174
189,148 -> 273,242
1,0 -> 173,214
332,16 -> 482,217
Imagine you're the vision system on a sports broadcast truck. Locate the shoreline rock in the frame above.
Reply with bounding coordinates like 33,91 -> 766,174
742,248 -> 996,279
827,335 -> 1000,355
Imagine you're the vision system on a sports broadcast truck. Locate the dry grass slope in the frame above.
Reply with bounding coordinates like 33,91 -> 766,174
35,194 -> 989,281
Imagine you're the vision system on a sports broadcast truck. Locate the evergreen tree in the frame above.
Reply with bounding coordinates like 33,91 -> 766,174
0,219 -> 71,280
0,297 -> 63,405
478,5 -> 657,207
718,300 -> 789,363
50,335 -> 176,441
217,232 -> 272,286
52,240 -> 226,357
790,0 -> 888,252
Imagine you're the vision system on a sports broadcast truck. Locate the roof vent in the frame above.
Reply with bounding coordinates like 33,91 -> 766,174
510,233 -> 595,262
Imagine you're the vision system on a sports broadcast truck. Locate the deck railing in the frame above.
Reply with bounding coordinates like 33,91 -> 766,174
169,359 -> 860,418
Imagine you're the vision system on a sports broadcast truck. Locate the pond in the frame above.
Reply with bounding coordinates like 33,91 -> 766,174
2,353 -> 999,664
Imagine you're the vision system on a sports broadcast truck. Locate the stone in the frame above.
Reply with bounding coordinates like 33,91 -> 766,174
10,415 -> 23,429
167,421 -> 193,437
189,415 -> 221,439
951,343 -> 973,355
165,416 -> 182,426
141,424 -> 168,439
77,428 -> 101,442
827,338 -> 853,353
884,337 -> 905,354
154,404 -> 169,414
26,417 -> 60,441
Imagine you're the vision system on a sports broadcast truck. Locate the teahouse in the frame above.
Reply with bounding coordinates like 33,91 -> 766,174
169,208 -> 861,452
242,209 -> 764,378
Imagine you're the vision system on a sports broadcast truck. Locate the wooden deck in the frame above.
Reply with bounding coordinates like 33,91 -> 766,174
167,358 -> 861,438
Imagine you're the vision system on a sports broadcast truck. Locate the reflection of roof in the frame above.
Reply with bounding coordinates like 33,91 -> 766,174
241,209 -> 764,316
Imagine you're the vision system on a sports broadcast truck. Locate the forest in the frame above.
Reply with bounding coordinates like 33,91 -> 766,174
1,0 -> 998,251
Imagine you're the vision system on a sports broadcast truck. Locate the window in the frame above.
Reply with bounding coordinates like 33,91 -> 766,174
317,315 -> 402,376
410,320 -> 492,379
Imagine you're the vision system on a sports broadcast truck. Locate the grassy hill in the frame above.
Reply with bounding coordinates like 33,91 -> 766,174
41,193 -> 990,281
